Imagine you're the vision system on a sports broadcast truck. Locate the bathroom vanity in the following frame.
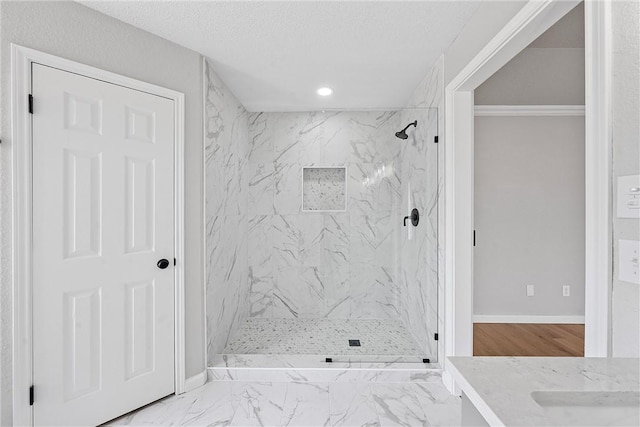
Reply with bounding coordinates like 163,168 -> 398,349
447,357 -> 640,426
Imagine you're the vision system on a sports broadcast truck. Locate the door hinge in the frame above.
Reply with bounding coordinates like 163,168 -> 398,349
434,135 -> 439,143
434,333 -> 439,341
473,230 -> 476,247
28,94 -> 34,114
29,385 -> 34,406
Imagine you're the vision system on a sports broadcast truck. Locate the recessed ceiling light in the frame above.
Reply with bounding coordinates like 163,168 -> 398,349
317,87 -> 333,96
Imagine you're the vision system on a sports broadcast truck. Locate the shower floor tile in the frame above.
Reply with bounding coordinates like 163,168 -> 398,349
223,318 -> 424,356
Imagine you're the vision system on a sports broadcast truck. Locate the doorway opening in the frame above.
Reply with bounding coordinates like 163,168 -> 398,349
443,0 -> 611,390
472,3 -> 586,357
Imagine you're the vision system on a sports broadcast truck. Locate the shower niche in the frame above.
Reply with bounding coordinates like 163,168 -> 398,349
302,166 -> 347,212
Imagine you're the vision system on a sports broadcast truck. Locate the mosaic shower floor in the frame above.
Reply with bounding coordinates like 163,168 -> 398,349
223,318 -> 424,356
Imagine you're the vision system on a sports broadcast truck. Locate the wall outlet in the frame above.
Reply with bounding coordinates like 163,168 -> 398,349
563,285 -> 570,297
526,285 -> 534,297
616,175 -> 640,218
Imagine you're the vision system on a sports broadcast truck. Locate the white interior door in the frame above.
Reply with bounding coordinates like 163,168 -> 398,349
32,63 -> 175,426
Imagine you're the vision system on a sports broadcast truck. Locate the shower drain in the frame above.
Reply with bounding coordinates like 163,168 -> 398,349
348,339 -> 361,347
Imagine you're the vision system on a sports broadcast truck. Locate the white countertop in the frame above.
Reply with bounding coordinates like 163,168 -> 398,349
447,357 -> 640,426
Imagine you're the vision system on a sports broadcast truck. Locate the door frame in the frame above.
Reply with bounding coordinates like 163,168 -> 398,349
443,0 -> 612,391
11,44 -> 187,425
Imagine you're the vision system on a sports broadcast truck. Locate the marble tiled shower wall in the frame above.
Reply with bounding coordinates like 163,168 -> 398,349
205,60 -> 252,356
399,57 -> 444,358
246,111 -> 404,319
205,55 -> 444,361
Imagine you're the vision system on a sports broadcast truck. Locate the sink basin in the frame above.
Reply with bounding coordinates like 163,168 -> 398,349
531,391 -> 640,426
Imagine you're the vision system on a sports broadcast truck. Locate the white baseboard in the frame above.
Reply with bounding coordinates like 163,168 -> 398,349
184,370 -> 207,392
473,315 -> 585,324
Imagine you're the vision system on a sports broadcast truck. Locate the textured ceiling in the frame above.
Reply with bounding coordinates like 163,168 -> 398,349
81,1 -> 480,112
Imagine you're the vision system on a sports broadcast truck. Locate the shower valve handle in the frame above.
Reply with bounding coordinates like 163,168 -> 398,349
404,208 -> 420,227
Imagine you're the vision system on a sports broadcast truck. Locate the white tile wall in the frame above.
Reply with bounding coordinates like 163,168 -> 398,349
205,59 -> 252,359
205,57 -> 445,362
246,111 -> 404,320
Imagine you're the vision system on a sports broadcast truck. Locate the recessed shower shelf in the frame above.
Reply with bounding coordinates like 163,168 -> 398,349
302,166 -> 347,212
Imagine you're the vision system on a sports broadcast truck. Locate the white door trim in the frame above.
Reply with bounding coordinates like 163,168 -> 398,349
443,0 -> 611,392
583,0 -> 612,358
11,44 -> 187,426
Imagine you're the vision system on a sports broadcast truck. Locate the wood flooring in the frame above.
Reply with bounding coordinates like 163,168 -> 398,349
473,323 -> 585,357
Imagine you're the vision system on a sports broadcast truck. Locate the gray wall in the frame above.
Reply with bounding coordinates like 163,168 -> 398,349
475,2 -> 584,105
611,0 -> 639,357
528,2 -> 584,49
474,48 -> 585,105
0,2 -> 205,423
472,3 -> 585,319
474,116 -> 586,317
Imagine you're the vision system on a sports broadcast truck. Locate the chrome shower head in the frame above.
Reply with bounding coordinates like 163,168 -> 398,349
395,120 -> 417,140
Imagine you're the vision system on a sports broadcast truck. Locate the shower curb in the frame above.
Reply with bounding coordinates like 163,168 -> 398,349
207,354 -> 442,383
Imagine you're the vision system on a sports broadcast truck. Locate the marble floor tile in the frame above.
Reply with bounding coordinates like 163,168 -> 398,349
328,382 -> 380,427
369,383 -> 429,427
104,391 -> 204,426
280,382 -> 331,426
412,383 -> 461,427
180,381 -> 237,426
104,379 -> 459,427
224,318 -> 423,356
230,382 -> 288,426
422,403 -> 462,427
412,383 -> 458,406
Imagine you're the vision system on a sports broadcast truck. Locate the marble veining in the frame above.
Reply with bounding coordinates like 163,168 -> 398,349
205,56 -> 445,364
448,357 -> 640,427
246,110 -> 404,322
205,58 -> 252,359
397,56 -> 445,360
224,318 -> 422,356
104,379 -> 461,427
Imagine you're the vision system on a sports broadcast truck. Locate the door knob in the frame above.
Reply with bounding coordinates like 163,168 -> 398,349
157,259 -> 170,269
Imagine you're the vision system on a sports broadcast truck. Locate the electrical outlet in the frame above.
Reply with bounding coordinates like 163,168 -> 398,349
617,175 -> 640,218
563,285 -> 570,297
526,285 -> 534,297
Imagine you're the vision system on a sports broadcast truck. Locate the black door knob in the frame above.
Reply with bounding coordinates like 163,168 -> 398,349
157,259 -> 170,269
